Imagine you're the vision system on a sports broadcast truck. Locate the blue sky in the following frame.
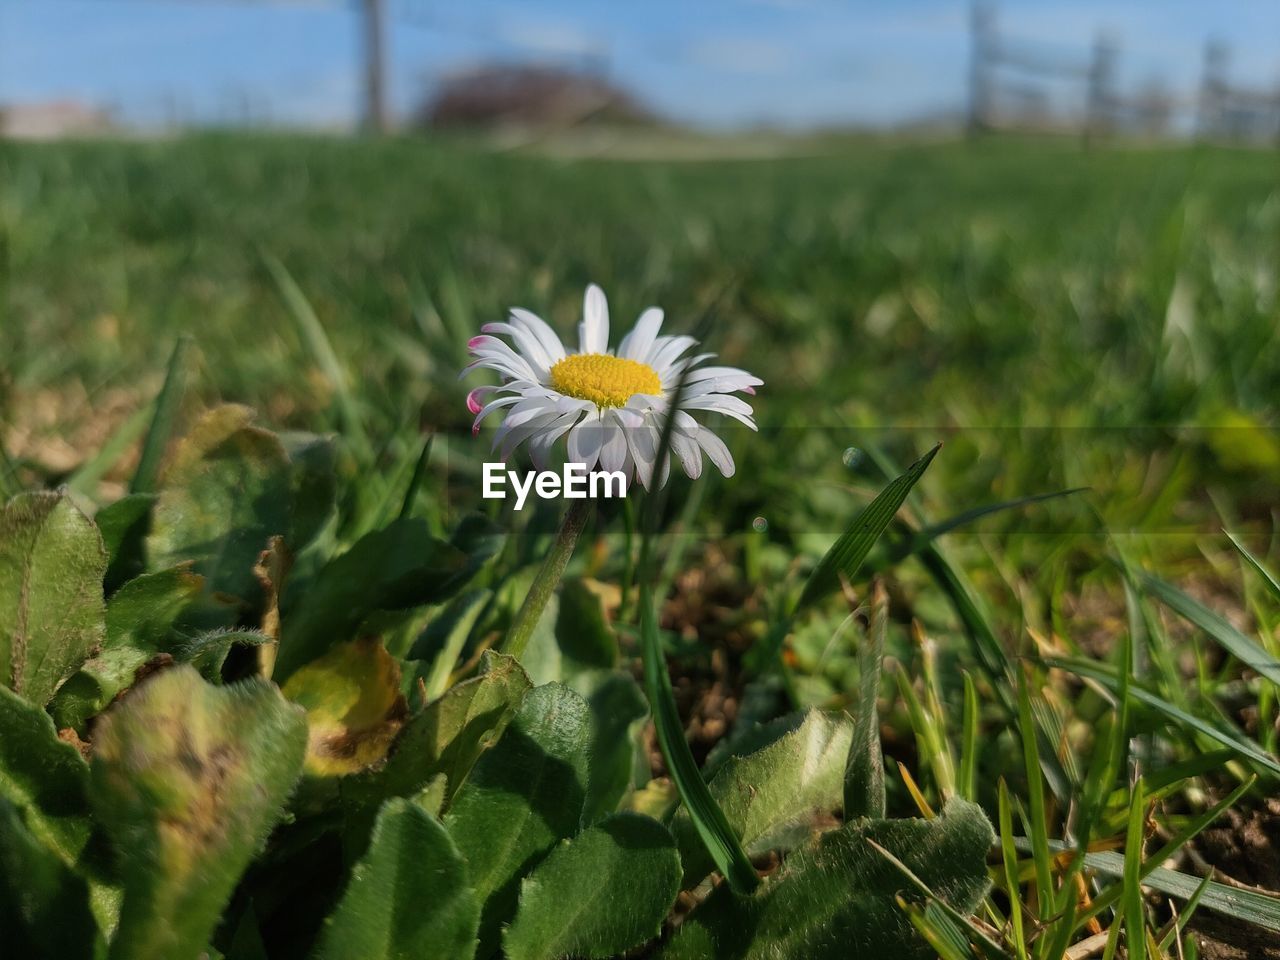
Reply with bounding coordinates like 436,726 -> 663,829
2,0 -> 1279,129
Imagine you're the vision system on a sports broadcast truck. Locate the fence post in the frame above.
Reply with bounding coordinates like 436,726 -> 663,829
968,0 -> 995,136
362,0 -> 389,134
1084,32 -> 1116,147
1197,40 -> 1228,141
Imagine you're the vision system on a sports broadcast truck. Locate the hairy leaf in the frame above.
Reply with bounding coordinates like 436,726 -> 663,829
663,799 -> 994,960
672,709 -> 853,887
505,813 -> 680,960
91,665 -> 307,960
314,797 -> 479,960
0,492 -> 107,705
0,684 -> 93,866
0,795 -> 101,960
444,682 -> 594,958
51,564 -> 205,729
147,405 -> 291,607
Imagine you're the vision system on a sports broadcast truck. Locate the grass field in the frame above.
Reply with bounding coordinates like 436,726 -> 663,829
2,133 -> 1280,958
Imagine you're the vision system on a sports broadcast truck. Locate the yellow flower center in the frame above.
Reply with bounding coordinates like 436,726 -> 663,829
549,353 -> 662,408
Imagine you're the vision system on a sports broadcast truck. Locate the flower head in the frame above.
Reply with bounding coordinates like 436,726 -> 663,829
464,284 -> 761,489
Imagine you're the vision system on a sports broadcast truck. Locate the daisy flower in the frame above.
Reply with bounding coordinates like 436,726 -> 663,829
464,284 -> 761,490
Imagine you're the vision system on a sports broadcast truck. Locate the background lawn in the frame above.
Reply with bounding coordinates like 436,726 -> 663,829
3,133 -> 1279,957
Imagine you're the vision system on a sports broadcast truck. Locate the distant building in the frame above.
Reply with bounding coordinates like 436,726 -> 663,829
420,64 -> 653,129
0,100 -> 114,140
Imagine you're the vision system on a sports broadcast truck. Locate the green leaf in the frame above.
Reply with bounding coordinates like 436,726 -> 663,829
576,671 -> 649,825
274,517 -> 470,680
348,651 -> 531,808
556,579 -> 618,673
1141,572 -> 1280,687
95,493 -> 155,594
443,682 -> 594,957
280,432 -> 338,551
505,813 -> 681,960
147,405 -> 292,606
0,683 -> 92,866
0,492 -> 107,705
314,797 -> 479,960
642,584 -> 759,895
0,795 -> 101,960
845,582 -> 888,820
796,443 -> 939,611
672,709 -> 852,888
663,798 -> 994,960
91,665 -> 307,960
50,564 -> 205,729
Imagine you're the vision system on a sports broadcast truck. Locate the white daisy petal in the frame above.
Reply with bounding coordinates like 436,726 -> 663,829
467,335 -> 538,379
499,412 -> 564,461
696,428 -> 736,478
472,394 -> 524,433
647,336 -> 699,375
623,423 -> 656,490
567,409 -> 604,471
579,283 -> 609,355
510,308 -> 568,363
682,396 -> 758,430
683,366 -> 763,389
670,426 -> 703,480
599,413 -> 629,474
528,410 -> 584,469
481,322 -> 552,375
618,307 -> 664,361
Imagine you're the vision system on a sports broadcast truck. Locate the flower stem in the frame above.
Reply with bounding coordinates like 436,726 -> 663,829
502,497 -> 593,660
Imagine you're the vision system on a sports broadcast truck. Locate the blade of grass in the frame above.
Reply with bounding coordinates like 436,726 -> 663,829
844,580 -> 887,819
998,780 -> 1030,960
1069,775 -> 1257,930
1046,656 -> 1280,777
634,286 -> 757,894
1228,532 -> 1280,604
264,253 -> 371,463
1015,669 -> 1056,926
1158,872 -> 1212,952
398,434 -> 434,521
1082,850 -> 1280,934
900,897 -> 981,960
130,336 -> 190,494
903,488 -> 1090,555
68,402 -> 153,495
795,443 -> 940,611
1121,778 -> 1147,960
959,671 -> 980,802
1140,572 -> 1280,687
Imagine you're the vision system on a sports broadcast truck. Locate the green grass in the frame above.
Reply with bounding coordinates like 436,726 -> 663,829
3,132 -> 1280,957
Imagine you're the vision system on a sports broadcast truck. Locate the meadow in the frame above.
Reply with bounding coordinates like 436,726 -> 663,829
1,133 -> 1279,959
